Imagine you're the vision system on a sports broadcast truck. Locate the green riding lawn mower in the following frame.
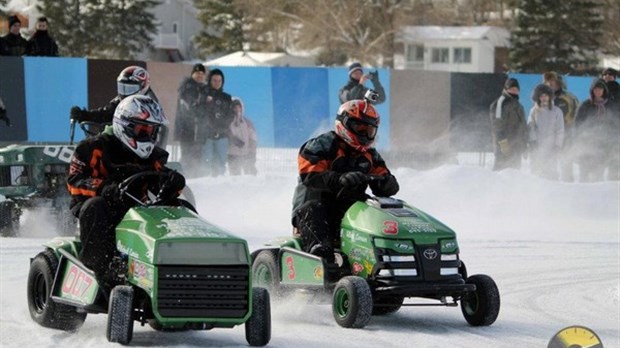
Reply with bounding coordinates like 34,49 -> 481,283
251,190 -> 500,329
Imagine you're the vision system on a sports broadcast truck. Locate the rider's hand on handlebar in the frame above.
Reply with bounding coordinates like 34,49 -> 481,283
158,171 -> 185,201
339,171 -> 368,188
100,182 -> 125,208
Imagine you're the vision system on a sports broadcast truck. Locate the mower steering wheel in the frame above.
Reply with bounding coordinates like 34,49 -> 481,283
118,171 -> 173,207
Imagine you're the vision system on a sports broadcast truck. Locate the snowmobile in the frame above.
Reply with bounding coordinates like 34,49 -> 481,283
251,176 -> 500,329
27,171 -> 271,346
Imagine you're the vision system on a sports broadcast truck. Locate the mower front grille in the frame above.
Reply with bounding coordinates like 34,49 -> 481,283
157,265 -> 249,318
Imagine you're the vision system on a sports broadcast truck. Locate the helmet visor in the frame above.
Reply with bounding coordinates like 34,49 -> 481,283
117,82 -> 141,97
126,120 -> 159,142
347,118 -> 377,140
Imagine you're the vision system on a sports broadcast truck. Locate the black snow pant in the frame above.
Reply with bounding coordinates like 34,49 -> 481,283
77,196 -> 126,290
294,200 -> 350,262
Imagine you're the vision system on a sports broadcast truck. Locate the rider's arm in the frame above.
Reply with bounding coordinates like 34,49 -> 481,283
67,140 -> 106,200
297,136 -> 341,193
368,150 -> 399,197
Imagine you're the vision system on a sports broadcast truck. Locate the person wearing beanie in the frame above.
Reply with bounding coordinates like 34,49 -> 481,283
527,84 -> 565,180
26,17 -> 59,57
601,67 -> 619,101
202,68 -> 233,177
338,61 -> 386,105
542,71 -> 579,182
174,63 -> 210,177
0,15 -> 28,56
489,77 -> 528,171
575,78 -> 620,181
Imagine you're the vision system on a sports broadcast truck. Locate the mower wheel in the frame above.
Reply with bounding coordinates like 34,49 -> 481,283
27,249 -> 87,330
245,287 -> 271,347
252,250 -> 285,297
460,274 -> 500,326
332,276 -> 372,328
107,285 -> 134,345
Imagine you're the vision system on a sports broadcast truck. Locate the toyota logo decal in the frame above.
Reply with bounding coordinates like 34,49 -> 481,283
423,248 -> 438,260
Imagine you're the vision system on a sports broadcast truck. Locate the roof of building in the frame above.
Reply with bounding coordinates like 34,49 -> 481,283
400,26 -> 510,46
205,51 -> 315,67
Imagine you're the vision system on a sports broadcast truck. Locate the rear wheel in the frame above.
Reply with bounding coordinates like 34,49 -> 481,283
332,276 -> 372,328
245,287 -> 271,347
107,285 -> 134,345
460,274 -> 500,326
372,295 -> 404,315
252,250 -> 285,298
27,249 -> 87,330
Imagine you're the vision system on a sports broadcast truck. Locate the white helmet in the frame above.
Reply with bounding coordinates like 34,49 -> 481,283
112,95 -> 168,159
117,66 -> 150,98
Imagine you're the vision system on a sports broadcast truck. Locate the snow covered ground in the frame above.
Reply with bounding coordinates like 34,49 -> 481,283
1,158 -> 619,347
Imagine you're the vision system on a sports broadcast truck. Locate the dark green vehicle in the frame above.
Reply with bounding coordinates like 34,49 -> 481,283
27,172 -> 271,346
0,144 -> 76,237
251,193 -> 500,329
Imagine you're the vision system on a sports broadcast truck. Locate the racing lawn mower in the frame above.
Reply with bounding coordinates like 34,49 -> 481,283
251,177 -> 500,329
27,171 -> 271,346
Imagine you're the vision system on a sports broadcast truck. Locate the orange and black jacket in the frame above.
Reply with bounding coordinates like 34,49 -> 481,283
292,131 -> 398,213
67,129 -> 169,215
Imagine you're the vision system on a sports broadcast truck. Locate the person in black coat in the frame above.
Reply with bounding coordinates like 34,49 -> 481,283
174,63 -> 209,177
202,68 -> 233,176
26,17 -> 59,57
602,68 -> 620,102
0,16 -> 27,56
338,62 -> 386,105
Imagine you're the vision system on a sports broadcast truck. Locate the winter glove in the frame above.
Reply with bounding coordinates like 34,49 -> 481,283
100,182 -> 125,209
339,171 -> 368,188
368,70 -> 379,83
373,174 -> 399,197
70,106 -> 84,122
158,171 -> 186,201
0,108 -> 9,127
498,139 -> 511,155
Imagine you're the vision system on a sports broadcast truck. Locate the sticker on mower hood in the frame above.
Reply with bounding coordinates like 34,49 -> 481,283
401,219 -> 437,233
159,217 -> 231,238
43,145 -> 75,163
383,220 -> 398,234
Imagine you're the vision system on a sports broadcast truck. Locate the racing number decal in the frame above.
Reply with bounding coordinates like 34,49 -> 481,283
383,220 -> 398,235
285,256 -> 296,280
61,265 -> 93,298
43,145 -> 75,164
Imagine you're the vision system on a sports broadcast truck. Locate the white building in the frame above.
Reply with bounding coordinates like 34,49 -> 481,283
396,26 -> 510,73
146,0 -> 203,62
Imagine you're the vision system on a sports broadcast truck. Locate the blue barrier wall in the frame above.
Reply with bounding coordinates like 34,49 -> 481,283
24,57 -> 88,142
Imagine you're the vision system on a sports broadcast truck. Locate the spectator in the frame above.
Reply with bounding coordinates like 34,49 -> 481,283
543,71 -> 579,182
575,78 -> 620,182
174,63 -> 209,177
202,68 -> 233,177
601,67 -> 620,101
26,17 -> 59,57
527,84 -> 565,180
338,62 -> 386,105
0,96 -> 9,126
0,16 -> 27,56
228,97 -> 257,176
489,77 -> 528,171
292,99 -> 398,264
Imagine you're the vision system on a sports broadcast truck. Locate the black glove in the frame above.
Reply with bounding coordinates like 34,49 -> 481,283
0,108 -> 9,127
158,171 -> 185,200
100,182 -> 125,208
368,70 -> 379,83
339,171 -> 368,188
374,174 -> 399,197
70,106 -> 84,122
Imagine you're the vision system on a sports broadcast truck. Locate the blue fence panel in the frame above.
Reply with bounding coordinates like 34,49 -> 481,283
24,57 -> 87,142
271,67 -> 330,148
220,67 -> 275,147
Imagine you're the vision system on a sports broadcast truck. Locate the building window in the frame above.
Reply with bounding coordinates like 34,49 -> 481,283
431,48 -> 449,63
172,22 -> 178,34
453,47 -> 472,63
406,44 -> 424,62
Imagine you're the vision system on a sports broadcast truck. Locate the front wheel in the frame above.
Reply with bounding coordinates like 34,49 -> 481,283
460,274 -> 500,326
252,250 -> 285,298
27,250 -> 87,330
107,285 -> 134,345
332,276 -> 372,328
245,287 -> 271,347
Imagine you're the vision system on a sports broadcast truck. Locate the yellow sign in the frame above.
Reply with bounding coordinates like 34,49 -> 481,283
548,325 -> 603,348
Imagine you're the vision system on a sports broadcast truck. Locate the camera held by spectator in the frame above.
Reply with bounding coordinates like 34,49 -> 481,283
364,89 -> 379,103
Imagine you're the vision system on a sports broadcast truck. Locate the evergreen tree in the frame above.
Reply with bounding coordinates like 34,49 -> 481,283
38,0 -> 159,59
193,0 -> 245,58
510,0 -> 603,74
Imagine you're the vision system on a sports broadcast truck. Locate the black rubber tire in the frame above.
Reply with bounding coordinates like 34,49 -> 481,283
252,250 -> 285,298
27,249 -> 87,330
372,295 -> 404,315
245,287 -> 271,347
332,276 -> 373,328
107,285 -> 134,345
460,274 -> 500,326
0,200 -> 19,237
